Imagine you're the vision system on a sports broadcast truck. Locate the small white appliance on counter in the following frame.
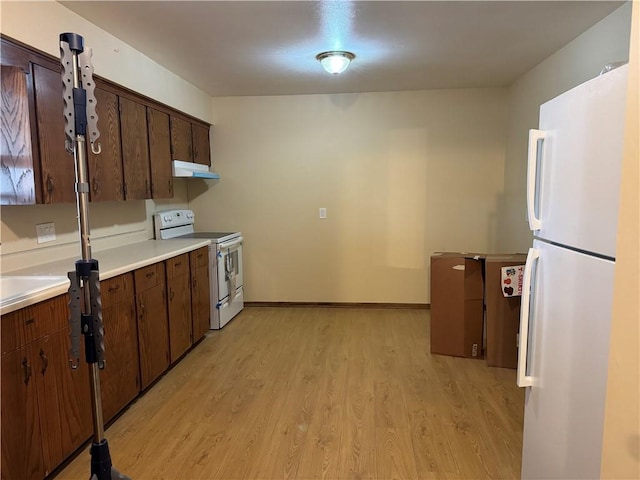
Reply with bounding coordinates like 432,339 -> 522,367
518,64 -> 628,479
154,209 -> 244,329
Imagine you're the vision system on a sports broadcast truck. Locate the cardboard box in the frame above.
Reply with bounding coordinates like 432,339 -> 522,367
485,254 -> 528,368
430,253 -> 485,358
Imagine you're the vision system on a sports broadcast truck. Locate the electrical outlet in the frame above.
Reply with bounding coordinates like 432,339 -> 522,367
36,222 -> 56,244
319,207 -> 327,219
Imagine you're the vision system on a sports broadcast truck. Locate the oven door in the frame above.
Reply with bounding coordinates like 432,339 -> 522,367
217,236 -> 243,301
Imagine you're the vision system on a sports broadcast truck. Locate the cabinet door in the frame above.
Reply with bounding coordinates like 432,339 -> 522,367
190,248 -> 211,341
167,272 -> 193,363
35,331 -> 92,473
191,123 -> 211,166
147,107 -> 173,199
1,346 -> 46,480
88,87 -> 124,202
1,65 -> 37,205
119,96 -> 151,199
136,281 -> 170,390
100,274 -> 140,422
33,64 -> 75,204
170,115 -> 192,162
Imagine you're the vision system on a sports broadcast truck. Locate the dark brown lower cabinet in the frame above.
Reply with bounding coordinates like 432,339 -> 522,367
100,273 -> 140,422
0,294 -> 92,480
167,254 -> 193,363
1,345 -> 46,480
1,251 -> 204,480
190,247 -> 211,341
134,263 -> 170,390
36,331 -> 93,472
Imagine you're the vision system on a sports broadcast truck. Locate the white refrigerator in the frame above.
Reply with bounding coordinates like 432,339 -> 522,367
518,64 -> 628,479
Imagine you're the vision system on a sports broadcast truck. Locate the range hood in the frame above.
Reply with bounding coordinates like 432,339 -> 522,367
172,160 -> 220,179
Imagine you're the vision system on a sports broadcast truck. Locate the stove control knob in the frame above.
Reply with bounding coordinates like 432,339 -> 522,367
163,216 -> 171,222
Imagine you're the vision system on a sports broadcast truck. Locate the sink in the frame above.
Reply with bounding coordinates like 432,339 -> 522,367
1,275 -> 69,308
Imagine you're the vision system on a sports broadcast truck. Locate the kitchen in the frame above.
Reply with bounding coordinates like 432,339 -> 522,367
0,1 -> 638,479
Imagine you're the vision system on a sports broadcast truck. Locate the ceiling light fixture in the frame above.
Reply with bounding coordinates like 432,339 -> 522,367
316,51 -> 355,75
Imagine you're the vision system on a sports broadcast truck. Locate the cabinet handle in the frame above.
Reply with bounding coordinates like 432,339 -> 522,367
22,358 -> 32,385
145,271 -> 155,279
169,288 -> 174,302
108,284 -> 121,293
92,178 -> 99,193
139,302 -> 145,317
175,261 -> 182,267
39,349 -> 49,375
24,317 -> 35,326
46,174 -> 54,194
192,277 -> 197,288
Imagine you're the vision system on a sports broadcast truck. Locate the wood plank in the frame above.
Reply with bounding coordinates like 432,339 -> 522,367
375,427 -> 419,480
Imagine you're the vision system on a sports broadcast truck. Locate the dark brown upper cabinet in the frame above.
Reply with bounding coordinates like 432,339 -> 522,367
191,123 -> 211,166
147,107 -> 173,199
0,65 -> 37,205
1,35 -> 212,205
33,64 -> 76,204
170,115 -> 192,162
87,87 -> 124,202
119,96 -> 151,200
1,37 -> 42,205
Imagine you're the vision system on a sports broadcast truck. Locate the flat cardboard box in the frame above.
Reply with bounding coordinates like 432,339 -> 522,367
430,253 -> 485,358
485,254 -> 528,368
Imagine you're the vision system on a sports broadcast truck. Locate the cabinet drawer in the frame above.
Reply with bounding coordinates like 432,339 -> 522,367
1,295 -> 67,355
190,247 -> 209,269
134,263 -> 165,292
100,273 -> 134,305
166,254 -> 189,279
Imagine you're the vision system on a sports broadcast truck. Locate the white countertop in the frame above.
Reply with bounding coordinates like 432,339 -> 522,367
1,239 -> 211,315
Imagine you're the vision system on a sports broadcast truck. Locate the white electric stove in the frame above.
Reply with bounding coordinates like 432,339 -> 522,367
154,209 -> 244,329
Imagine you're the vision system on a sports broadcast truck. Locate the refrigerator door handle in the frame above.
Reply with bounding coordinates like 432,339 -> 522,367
517,247 -> 539,387
527,129 -> 545,231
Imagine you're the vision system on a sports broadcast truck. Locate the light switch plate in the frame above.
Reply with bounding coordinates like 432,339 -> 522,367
319,207 -> 327,219
36,222 -> 56,244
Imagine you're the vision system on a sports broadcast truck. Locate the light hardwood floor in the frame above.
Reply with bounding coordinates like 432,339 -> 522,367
56,307 -> 524,480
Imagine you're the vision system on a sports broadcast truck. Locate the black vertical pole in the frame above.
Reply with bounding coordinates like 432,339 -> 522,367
60,32 -> 131,480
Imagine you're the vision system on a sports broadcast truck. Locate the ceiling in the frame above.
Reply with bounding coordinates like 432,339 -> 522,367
60,1 -> 624,97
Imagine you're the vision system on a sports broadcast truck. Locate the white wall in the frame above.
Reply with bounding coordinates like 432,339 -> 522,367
191,89 -> 509,304
0,0 -> 213,271
601,1 -> 640,476
499,3 -> 632,252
